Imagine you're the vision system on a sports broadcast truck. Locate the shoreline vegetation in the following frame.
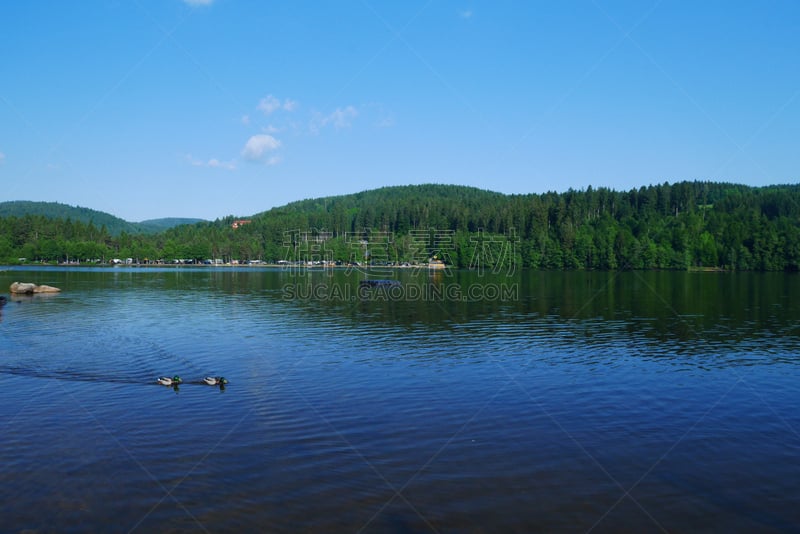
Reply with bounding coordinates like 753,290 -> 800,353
2,181 -> 799,272
6,260 -> 443,269
0,261 -> 762,273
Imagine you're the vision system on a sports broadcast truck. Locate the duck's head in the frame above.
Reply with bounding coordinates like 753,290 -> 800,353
218,377 -> 228,385
172,375 -> 182,384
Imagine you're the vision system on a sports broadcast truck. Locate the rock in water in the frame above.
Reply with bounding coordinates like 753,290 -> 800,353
9,282 -> 61,294
34,284 -> 61,293
10,282 -> 36,294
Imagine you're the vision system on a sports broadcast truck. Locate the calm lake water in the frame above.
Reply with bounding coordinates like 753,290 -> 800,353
1,266 -> 798,532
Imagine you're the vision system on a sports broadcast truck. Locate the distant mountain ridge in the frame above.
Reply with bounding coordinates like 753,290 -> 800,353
0,201 -> 205,235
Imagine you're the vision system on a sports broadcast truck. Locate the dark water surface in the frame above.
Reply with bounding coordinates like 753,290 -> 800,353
1,267 -> 798,532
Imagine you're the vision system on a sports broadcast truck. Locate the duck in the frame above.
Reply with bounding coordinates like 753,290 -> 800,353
157,375 -> 182,386
203,376 -> 228,386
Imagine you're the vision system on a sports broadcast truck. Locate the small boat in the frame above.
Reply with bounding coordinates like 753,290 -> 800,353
157,375 -> 182,386
359,279 -> 401,288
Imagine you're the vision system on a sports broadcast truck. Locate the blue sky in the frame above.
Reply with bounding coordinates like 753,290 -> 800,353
2,1 -> 799,221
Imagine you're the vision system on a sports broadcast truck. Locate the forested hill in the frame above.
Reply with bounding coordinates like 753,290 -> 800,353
0,201 -> 203,235
203,181 -> 800,270
251,184 -> 507,232
2,181 -> 800,270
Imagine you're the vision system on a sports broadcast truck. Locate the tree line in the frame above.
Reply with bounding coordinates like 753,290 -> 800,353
1,181 -> 799,271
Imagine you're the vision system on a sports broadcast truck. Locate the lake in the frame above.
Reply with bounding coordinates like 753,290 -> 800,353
1,266 -> 799,532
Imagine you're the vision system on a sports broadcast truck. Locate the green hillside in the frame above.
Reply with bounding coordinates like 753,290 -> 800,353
172,181 -> 800,270
2,182 -> 800,271
0,201 -> 204,235
0,201 -> 138,235
250,184 -> 506,232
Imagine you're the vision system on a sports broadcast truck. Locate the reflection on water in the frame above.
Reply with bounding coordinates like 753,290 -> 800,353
0,267 -> 798,532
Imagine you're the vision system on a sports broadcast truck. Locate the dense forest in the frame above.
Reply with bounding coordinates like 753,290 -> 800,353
1,181 -> 799,271
0,201 -> 204,235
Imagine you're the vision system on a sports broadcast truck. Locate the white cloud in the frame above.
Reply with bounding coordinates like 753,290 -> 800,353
207,158 -> 236,170
310,105 -> 359,133
459,9 -> 473,19
183,0 -> 214,6
328,106 -> 358,128
257,94 -> 298,115
241,114 -> 251,125
283,98 -> 298,112
241,134 -> 281,162
329,106 -> 358,128
0,152 -> 5,164
185,154 -> 236,170
257,95 -> 281,115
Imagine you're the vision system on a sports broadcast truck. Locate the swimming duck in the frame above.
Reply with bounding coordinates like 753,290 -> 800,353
203,376 -> 228,386
157,375 -> 182,386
